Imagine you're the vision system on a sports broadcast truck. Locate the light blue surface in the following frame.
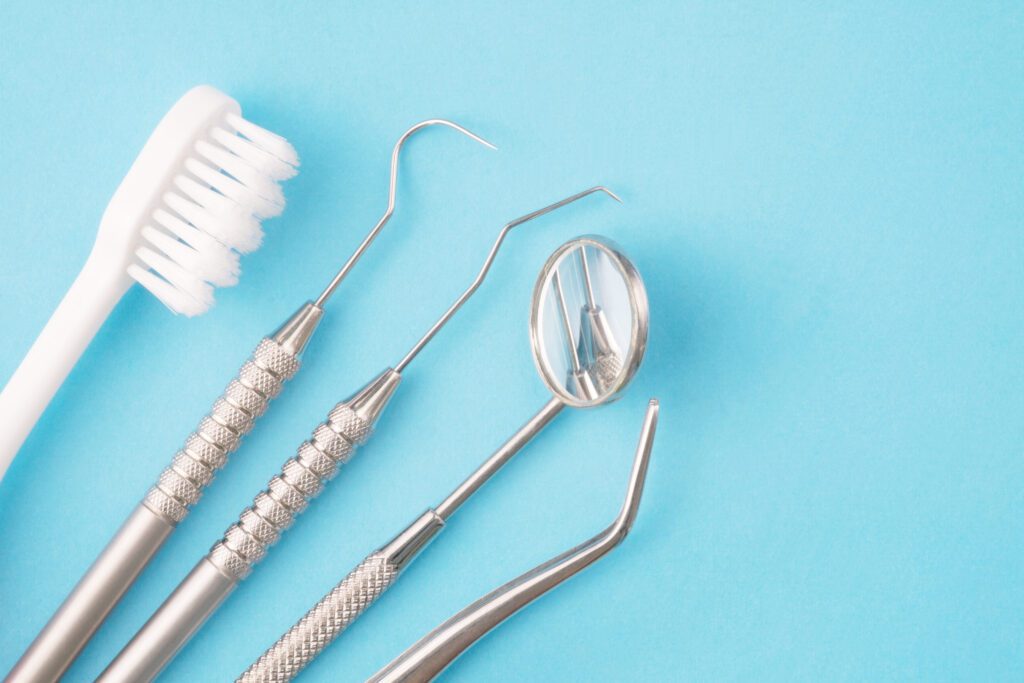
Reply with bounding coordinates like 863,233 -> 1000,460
1,2 -> 1022,681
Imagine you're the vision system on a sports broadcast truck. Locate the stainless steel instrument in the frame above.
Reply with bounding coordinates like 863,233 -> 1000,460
5,119 -> 494,683
97,190 -> 621,683
369,399 -> 659,683
235,234 -> 650,682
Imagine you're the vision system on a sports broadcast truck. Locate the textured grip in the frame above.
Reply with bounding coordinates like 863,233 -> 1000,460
237,552 -> 398,683
207,402 -> 372,581
592,351 -> 623,393
143,338 -> 300,524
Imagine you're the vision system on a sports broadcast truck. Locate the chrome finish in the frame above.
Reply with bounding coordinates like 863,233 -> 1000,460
368,400 -> 659,683
239,552 -> 399,683
100,371 -> 399,680
143,337 -> 301,525
7,120 -> 494,683
105,187 -> 616,681
394,186 -> 620,373
314,120 -> 496,308
237,234 -> 650,682
379,510 -> 446,570
433,398 -> 564,520
578,244 -> 597,308
5,337 -> 298,683
530,235 -> 649,408
234,399 -> 564,683
551,269 -> 598,402
576,244 -> 624,392
96,560 -> 236,683
272,302 -> 324,356
234,510 -> 446,683
208,368 -> 400,582
4,506 -> 172,683
579,305 -> 622,392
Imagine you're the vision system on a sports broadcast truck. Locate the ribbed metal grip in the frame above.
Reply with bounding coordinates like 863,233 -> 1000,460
207,401 -> 373,581
143,338 -> 300,524
237,552 -> 398,683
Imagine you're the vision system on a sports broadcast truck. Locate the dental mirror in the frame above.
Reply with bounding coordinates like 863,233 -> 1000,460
531,235 -> 648,407
235,232 -> 650,682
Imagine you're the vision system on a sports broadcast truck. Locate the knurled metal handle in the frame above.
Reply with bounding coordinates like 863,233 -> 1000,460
236,552 -> 398,683
142,338 -> 300,524
207,399 -> 374,581
593,351 -> 623,392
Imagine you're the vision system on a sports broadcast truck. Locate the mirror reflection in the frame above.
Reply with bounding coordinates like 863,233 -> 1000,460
533,238 -> 641,406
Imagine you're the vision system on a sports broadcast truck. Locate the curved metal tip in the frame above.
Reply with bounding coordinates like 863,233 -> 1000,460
393,185 -> 620,372
364,399 -> 660,683
594,186 -> 623,203
314,119 -> 497,307
398,119 -> 497,151
614,398 -> 658,537
505,186 -> 621,232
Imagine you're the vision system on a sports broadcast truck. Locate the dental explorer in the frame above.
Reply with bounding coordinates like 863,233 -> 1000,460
5,119 -> 495,683
97,188 -> 621,683
369,399 -> 659,683
235,234 -> 648,682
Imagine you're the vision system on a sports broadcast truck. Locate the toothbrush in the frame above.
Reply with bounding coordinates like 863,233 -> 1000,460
0,84 -> 298,482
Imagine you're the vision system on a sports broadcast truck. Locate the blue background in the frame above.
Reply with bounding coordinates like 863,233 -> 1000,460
1,2 -> 1022,681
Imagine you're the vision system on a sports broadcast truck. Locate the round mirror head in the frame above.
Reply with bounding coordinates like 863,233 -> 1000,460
530,235 -> 648,408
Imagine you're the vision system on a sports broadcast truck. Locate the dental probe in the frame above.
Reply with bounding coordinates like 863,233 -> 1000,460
5,119 -> 493,683
98,187 -> 620,683
237,233 -> 648,683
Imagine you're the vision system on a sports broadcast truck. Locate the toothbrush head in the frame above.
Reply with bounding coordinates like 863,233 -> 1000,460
97,85 -> 299,316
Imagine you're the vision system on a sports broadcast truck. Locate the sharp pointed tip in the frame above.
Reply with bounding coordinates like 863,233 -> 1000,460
436,119 -> 497,151
600,187 -> 624,203
472,134 -> 498,151
467,129 -> 498,150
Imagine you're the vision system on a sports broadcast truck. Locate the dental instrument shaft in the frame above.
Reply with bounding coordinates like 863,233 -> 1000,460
395,186 -> 616,372
315,120 -> 496,308
369,400 -> 659,683
552,270 -> 582,373
236,397 -> 565,683
578,245 -> 597,309
6,120 -> 492,683
99,187 -> 617,683
574,243 -> 623,392
554,266 -> 598,400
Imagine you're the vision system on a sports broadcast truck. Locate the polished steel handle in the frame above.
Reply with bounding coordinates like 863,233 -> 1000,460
98,369 -> 402,683
5,337 -> 301,683
237,552 -> 398,683
368,400 -> 660,683
206,370 -> 390,581
236,508 -> 446,683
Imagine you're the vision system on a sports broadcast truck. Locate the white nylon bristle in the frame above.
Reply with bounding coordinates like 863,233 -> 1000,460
212,127 -> 297,181
129,108 -> 298,316
225,113 -> 300,168
185,158 -> 282,219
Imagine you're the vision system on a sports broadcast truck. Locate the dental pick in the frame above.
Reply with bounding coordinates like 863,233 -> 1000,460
6,119 -> 493,683
98,188 -> 619,683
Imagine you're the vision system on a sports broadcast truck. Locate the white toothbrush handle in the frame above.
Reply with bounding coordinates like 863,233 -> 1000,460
0,251 -> 132,481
